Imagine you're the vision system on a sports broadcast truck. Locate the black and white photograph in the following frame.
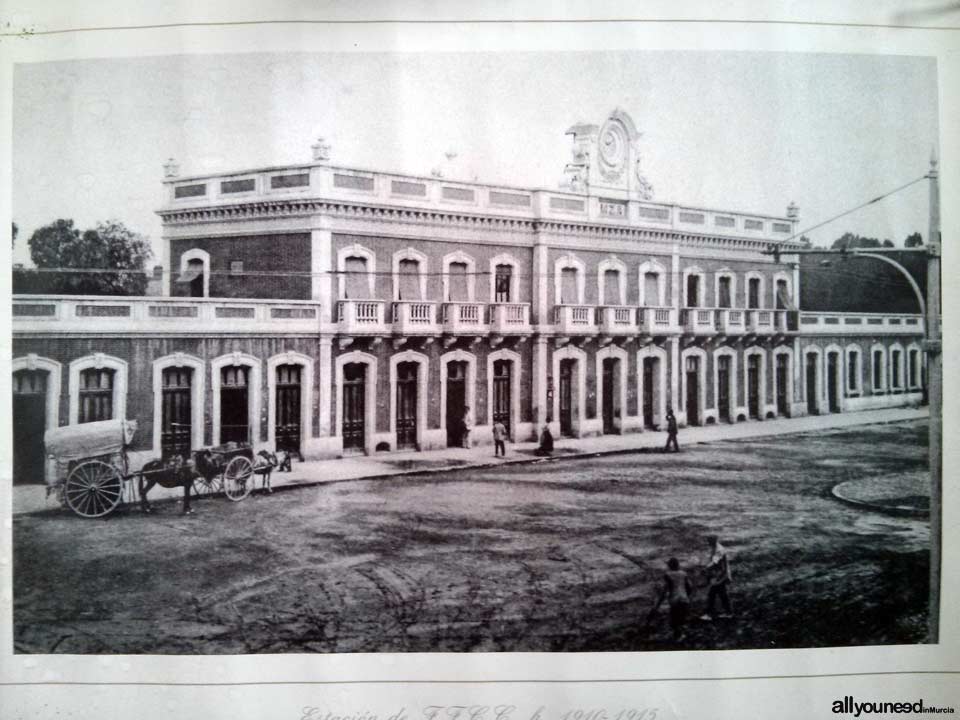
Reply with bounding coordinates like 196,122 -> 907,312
6,41 -> 944,660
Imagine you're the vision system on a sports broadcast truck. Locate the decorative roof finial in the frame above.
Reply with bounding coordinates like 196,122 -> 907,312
312,137 -> 331,162
787,201 -> 799,221
929,146 -> 939,176
163,158 -> 179,178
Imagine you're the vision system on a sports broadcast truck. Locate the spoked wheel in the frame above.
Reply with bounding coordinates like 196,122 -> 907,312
192,474 -> 221,498
222,456 -> 253,502
64,460 -> 124,518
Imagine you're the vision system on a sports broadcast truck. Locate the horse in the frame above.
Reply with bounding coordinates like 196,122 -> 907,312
254,450 -> 279,493
138,454 -> 197,515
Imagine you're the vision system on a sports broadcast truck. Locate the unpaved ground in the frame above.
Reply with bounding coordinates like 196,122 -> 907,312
13,420 -> 930,653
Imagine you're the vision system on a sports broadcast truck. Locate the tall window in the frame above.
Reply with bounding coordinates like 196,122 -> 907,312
891,350 -> 902,389
494,264 -> 513,303
847,351 -> 859,393
776,279 -> 790,309
748,277 -> 761,309
398,259 -> 421,300
161,367 -> 192,459
603,269 -> 621,305
686,274 -> 700,308
344,256 -> 369,299
561,267 -> 579,305
872,350 -> 884,391
186,258 -> 204,298
718,276 -> 732,308
448,262 -> 469,301
644,272 -> 660,307
79,368 -> 114,423
909,349 -> 920,388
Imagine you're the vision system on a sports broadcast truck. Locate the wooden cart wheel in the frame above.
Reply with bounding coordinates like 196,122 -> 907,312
64,460 -> 124,518
222,456 -> 253,502
192,473 -> 221,498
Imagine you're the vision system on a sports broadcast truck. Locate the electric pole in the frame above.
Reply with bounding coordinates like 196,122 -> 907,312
926,151 -> 941,642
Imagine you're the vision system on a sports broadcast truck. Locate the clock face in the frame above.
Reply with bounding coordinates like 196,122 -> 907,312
598,120 -> 627,180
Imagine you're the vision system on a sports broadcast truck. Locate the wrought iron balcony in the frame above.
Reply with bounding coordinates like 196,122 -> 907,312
554,304 -> 598,335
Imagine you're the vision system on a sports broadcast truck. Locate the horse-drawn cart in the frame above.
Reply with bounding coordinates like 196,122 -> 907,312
44,419 -> 139,518
44,420 -> 258,518
192,443 -> 256,502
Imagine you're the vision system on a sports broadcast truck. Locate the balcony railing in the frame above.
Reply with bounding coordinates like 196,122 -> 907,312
747,309 -> 775,335
12,295 -> 323,335
638,306 -> 681,335
597,306 -> 638,335
392,301 -> 440,334
554,304 -> 598,335
338,299 -> 388,334
680,307 -> 716,335
715,308 -> 746,335
442,302 -> 489,334
489,303 -> 532,335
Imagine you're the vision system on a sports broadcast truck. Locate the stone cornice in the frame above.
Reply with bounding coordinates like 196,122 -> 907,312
159,197 -> 804,253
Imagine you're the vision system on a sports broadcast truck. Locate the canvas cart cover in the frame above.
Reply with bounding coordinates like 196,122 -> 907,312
44,419 -> 138,464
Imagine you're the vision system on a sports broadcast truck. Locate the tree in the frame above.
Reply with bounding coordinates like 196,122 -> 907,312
905,232 -> 923,248
882,239 -> 894,248
23,218 -> 151,295
831,232 -> 883,251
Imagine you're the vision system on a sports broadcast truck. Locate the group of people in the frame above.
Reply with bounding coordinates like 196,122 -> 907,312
647,535 -> 734,642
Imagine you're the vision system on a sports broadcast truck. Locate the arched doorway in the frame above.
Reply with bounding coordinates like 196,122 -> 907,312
806,352 -> 820,414
446,361 -> 468,447
13,369 -> 49,484
395,361 -> 419,450
492,359 -> 512,437
275,364 -> 303,457
220,366 -> 250,444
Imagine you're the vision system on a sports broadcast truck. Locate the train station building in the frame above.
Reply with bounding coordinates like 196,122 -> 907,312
11,109 -> 927,481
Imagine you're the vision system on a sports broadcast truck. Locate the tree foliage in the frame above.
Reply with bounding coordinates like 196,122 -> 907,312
905,232 -> 923,247
17,219 -> 152,295
830,232 -> 886,251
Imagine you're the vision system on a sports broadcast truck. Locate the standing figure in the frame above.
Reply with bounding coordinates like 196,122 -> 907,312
492,419 -> 508,457
647,557 -> 694,642
461,406 -> 473,448
701,535 -> 733,621
665,406 -> 680,452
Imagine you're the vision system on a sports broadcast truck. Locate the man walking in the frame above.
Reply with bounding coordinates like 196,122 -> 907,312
700,535 -> 733,621
492,419 -> 508,457
664,406 -> 679,452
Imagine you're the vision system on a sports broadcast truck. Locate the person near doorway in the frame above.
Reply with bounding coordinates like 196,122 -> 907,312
536,425 -> 554,456
492,419 -> 508,457
700,535 -> 733,621
461,406 -> 473,448
646,557 -> 694,642
664,406 -> 679,452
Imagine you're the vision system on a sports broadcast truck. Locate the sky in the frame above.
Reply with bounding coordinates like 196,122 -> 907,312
11,51 -> 939,266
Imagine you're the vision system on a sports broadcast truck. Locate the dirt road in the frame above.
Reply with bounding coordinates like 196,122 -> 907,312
13,420 -> 930,653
